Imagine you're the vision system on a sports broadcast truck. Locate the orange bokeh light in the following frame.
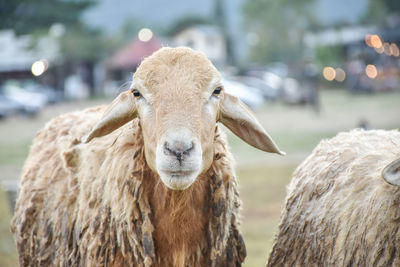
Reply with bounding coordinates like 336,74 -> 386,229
323,67 -> 336,81
370,35 -> 382,48
365,35 -> 373,47
365,64 -> 378,79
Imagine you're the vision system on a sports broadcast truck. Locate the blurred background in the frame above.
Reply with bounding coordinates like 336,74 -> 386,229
0,0 -> 399,266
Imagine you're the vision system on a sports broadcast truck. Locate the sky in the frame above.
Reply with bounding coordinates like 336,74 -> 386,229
315,0 -> 368,25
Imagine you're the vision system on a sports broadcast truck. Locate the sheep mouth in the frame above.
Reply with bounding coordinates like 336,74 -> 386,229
158,169 -> 200,190
161,170 -> 197,177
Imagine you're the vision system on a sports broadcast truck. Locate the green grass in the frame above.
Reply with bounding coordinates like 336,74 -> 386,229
238,166 -> 294,267
0,143 -> 31,165
267,131 -> 336,154
0,189 -> 18,267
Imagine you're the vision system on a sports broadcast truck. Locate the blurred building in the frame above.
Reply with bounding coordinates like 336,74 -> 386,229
304,17 -> 400,93
170,25 -> 227,66
0,29 -> 107,99
0,30 -> 60,84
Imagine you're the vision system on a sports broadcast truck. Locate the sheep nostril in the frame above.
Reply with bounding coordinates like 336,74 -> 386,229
163,141 -> 194,162
164,142 -> 174,156
176,152 -> 183,162
183,142 -> 194,155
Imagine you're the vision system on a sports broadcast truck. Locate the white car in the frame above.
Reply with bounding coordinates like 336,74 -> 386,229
4,84 -> 47,115
222,78 -> 264,108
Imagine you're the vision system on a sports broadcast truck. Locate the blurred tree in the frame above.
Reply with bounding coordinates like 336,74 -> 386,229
58,25 -> 106,95
0,0 -> 96,35
60,26 -> 104,62
213,0 -> 235,64
362,0 -> 400,25
315,45 -> 343,67
242,0 -> 319,66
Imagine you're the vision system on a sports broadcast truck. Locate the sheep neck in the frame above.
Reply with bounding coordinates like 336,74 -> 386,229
144,170 -> 210,266
129,121 -> 244,266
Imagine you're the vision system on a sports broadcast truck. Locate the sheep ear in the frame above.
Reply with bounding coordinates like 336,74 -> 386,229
382,158 -> 400,186
219,92 -> 285,155
82,90 -> 137,143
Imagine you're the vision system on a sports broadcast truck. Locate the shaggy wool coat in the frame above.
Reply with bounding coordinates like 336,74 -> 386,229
11,106 -> 246,267
268,129 -> 400,267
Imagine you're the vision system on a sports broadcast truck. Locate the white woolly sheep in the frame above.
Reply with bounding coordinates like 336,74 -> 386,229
267,129 -> 400,266
11,47 -> 284,267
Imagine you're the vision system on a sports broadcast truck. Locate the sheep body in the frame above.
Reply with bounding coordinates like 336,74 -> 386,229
11,106 -> 246,266
268,129 -> 400,266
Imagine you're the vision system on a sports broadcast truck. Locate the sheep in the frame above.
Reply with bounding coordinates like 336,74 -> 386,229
11,47 -> 284,267
267,129 -> 400,267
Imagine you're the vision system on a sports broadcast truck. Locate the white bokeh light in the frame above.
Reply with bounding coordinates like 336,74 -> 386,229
138,28 -> 153,42
31,60 -> 48,76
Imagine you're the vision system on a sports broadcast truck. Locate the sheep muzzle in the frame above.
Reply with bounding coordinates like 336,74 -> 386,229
155,128 -> 203,190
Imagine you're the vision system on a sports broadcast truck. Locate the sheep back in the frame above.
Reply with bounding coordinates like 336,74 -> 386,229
268,129 -> 400,267
11,106 -> 246,267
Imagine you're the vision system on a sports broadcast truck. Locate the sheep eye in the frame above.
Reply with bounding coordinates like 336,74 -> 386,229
213,86 -> 222,96
132,89 -> 142,98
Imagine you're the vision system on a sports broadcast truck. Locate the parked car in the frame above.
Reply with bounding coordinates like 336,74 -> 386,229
281,77 -> 308,105
3,83 -> 46,116
0,95 -> 23,119
24,83 -> 63,104
222,78 -> 264,108
231,76 -> 281,101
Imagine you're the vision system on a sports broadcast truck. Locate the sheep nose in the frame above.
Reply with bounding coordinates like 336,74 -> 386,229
164,141 -> 194,162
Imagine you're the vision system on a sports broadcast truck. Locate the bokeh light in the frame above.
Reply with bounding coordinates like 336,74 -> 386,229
375,46 -> 384,54
335,68 -> 346,82
390,43 -> 399,57
31,59 -> 48,76
138,28 -> 153,42
365,35 -> 372,47
383,42 -> 391,56
365,64 -> 378,79
370,35 -> 382,48
323,66 -> 336,81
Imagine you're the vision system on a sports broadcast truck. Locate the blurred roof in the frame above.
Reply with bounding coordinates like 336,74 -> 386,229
110,36 -> 162,70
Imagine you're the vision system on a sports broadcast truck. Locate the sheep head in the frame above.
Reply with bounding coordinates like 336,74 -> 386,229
83,47 -> 284,190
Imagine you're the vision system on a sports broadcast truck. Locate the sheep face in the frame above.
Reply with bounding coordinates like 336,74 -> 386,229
83,47 -> 284,190
131,48 -> 222,190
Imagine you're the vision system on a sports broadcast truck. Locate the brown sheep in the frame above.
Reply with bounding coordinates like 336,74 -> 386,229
267,129 -> 400,266
11,47 -> 284,267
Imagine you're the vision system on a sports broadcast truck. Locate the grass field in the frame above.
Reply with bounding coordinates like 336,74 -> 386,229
0,89 -> 399,266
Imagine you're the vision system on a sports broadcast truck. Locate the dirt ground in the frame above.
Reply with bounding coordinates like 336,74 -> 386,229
0,89 -> 399,266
